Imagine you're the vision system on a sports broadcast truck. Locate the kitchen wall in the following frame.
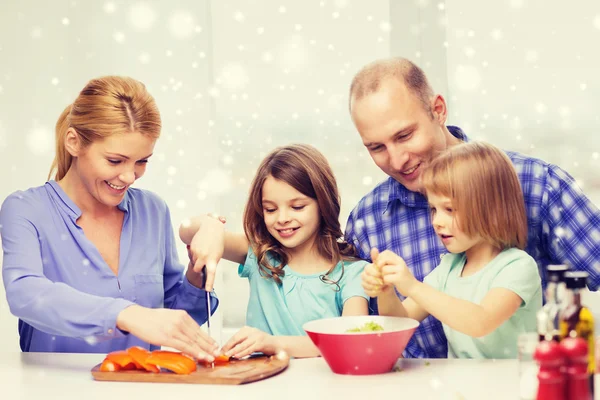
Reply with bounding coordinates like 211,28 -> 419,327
1,0 -> 599,352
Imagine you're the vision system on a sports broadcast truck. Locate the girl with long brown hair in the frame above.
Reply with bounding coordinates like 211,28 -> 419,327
180,144 -> 369,358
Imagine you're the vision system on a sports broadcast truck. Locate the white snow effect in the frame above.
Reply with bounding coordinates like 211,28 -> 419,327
362,176 -> 373,185
82,259 -> 90,266
594,15 -> 600,30
525,50 -> 538,63
103,2 -> 116,13
176,200 -> 186,209
278,35 -> 310,70
62,17 -> 70,26
113,31 -> 125,43
580,83 -> 587,91
491,29 -> 503,40
333,0 -> 348,8
129,2 -> 157,32
535,103 -> 546,114
380,21 -> 392,32
31,27 -> 42,39
138,52 -> 151,64
84,336 -> 98,346
27,126 -> 53,155
257,27 -> 265,35
464,47 -> 476,58
167,166 -> 177,176
233,11 -> 245,22
168,10 -> 196,39
51,77 -> 59,86
510,0 -> 524,8
454,65 -> 481,92
197,169 -> 232,195
218,64 -> 249,91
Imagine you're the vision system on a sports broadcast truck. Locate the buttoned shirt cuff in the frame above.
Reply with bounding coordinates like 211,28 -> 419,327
103,298 -> 137,338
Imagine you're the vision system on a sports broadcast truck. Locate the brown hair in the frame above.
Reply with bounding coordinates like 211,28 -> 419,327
49,76 -> 161,180
421,141 -> 528,250
242,144 -> 358,288
349,57 -> 435,118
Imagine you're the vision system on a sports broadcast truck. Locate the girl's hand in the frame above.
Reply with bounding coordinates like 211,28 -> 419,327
221,326 -> 278,359
116,305 -> 221,362
375,249 -> 418,296
361,261 -> 386,297
187,215 -> 226,292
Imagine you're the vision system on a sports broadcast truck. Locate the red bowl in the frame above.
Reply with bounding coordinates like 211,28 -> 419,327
303,315 -> 419,375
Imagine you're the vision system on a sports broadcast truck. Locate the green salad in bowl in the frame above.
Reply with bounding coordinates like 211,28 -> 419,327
345,321 -> 384,333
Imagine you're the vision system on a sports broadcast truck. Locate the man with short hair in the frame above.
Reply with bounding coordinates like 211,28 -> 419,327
345,57 -> 600,359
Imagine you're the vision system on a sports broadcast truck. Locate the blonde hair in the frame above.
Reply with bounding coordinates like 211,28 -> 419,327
421,141 -> 527,250
49,76 -> 161,181
243,144 -> 358,288
349,57 -> 435,117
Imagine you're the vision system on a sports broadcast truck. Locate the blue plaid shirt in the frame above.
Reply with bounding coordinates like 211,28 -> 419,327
344,126 -> 600,359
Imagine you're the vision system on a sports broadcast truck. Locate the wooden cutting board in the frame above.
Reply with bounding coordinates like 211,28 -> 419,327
91,353 -> 290,385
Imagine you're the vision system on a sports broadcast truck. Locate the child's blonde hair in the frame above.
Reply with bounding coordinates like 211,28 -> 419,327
421,141 -> 527,250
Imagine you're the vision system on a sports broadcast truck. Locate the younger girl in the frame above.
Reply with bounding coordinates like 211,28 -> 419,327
180,144 -> 369,358
362,141 -> 543,359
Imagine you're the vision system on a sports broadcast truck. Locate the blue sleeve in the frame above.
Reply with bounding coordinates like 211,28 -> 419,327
161,202 -> 218,325
540,165 -> 600,291
344,209 -> 372,261
0,194 -> 135,340
238,246 -> 256,278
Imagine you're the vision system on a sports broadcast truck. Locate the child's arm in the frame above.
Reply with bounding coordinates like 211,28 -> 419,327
222,326 -> 321,358
179,214 -> 249,264
377,250 -> 523,338
377,287 -> 430,322
179,214 -> 250,291
406,283 -> 522,337
341,297 -> 369,316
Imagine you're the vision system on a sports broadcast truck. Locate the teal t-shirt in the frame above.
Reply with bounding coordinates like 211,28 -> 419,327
423,247 -> 542,359
238,247 -> 369,336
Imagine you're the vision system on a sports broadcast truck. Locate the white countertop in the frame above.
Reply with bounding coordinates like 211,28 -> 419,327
0,352 -> 525,400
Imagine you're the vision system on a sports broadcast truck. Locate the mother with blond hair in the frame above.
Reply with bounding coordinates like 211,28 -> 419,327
0,76 -> 220,362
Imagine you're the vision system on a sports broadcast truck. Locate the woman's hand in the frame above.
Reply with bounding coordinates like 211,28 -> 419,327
221,326 -> 278,359
116,305 -> 221,361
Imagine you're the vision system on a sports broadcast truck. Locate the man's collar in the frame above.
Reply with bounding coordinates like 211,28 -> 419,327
385,125 -> 468,211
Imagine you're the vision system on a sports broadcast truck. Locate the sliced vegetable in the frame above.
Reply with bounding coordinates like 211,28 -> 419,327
145,350 -> 197,375
127,346 -> 160,373
100,359 -> 121,372
105,350 -> 137,369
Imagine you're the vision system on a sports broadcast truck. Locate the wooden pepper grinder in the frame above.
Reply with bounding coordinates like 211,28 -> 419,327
535,339 -> 566,400
560,336 -> 593,400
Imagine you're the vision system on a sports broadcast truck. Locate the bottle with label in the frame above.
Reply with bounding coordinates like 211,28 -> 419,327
538,264 -> 569,342
560,271 -> 595,393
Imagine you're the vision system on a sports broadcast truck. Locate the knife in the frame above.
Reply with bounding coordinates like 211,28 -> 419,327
203,267 -> 214,369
